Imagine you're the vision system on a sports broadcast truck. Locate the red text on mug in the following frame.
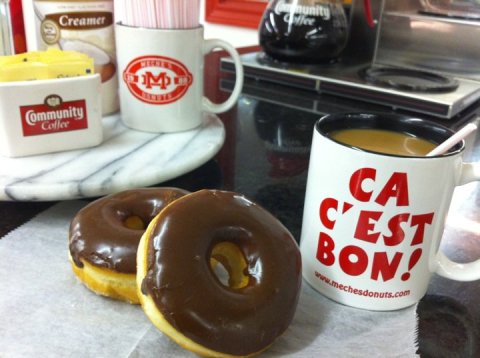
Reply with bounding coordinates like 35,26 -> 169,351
316,167 -> 435,282
123,55 -> 193,105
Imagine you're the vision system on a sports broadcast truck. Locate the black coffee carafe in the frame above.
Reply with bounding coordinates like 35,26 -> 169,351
259,0 -> 349,64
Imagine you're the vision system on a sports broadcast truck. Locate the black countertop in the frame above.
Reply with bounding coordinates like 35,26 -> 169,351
1,49 -> 479,357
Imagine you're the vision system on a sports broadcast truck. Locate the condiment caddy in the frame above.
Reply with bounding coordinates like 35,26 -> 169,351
0,73 -> 102,157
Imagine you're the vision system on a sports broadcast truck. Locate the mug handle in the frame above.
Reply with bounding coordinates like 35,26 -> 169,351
202,39 -> 244,114
436,162 -> 480,281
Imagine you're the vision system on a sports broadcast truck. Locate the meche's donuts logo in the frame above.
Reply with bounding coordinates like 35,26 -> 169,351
123,55 -> 193,105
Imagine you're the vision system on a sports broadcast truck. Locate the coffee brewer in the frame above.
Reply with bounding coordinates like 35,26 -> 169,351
223,0 -> 480,118
373,0 -> 480,82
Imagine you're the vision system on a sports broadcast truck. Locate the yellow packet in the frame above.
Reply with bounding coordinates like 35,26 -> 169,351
0,49 -> 94,82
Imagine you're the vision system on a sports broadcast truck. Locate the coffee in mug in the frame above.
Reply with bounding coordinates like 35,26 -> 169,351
300,112 -> 480,311
329,128 -> 437,156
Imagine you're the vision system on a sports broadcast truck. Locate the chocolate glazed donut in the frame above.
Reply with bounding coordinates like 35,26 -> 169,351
138,190 -> 302,357
69,187 -> 189,303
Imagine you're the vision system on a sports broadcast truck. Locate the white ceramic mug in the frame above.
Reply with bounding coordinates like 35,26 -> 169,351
300,112 -> 480,311
115,24 -> 243,133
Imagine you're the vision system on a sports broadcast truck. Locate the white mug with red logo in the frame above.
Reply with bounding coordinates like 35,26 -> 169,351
115,24 -> 243,133
300,113 -> 480,311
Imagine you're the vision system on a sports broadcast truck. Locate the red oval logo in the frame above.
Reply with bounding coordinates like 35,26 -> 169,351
123,55 -> 193,105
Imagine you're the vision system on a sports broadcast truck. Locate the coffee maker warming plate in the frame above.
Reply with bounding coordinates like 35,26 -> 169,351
221,52 -> 480,119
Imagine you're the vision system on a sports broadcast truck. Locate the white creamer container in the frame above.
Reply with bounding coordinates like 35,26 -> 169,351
0,74 -> 103,157
33,0 -> 119,115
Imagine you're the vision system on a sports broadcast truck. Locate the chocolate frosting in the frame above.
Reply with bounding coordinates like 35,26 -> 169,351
142,190 -> 302,355
69,188 -> 188,274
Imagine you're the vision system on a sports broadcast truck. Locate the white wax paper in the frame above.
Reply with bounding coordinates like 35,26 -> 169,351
0,201 -> 418,357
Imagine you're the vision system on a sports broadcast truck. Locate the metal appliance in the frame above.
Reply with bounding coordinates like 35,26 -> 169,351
375,0 -> 480,82
221,0 -> 480,119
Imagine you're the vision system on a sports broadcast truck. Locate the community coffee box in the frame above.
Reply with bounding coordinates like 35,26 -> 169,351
0,74 -> 103,157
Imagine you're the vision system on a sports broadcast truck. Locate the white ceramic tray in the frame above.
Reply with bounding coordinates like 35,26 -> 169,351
0,112 -> 225,201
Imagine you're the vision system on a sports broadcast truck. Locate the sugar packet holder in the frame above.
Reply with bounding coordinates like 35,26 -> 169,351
0,74 -> 102,157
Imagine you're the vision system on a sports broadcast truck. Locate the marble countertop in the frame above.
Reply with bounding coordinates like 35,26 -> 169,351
0,113 -> 224,201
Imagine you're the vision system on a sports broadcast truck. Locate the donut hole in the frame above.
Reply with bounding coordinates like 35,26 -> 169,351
210,242 -> 249,289
123,215 -> 146,230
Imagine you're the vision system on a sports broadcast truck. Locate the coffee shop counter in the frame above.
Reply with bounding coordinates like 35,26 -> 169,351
1,48 -> 479,357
